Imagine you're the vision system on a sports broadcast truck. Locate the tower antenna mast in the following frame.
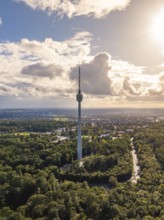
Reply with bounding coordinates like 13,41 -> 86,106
79,66 -> 80,91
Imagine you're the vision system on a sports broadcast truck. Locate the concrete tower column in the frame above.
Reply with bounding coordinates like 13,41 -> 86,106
76,67 -> 83,160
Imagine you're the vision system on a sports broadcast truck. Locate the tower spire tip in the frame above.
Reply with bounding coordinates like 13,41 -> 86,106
79,66 -> 81,91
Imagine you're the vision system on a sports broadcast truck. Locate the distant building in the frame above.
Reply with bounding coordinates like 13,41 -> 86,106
126,129 -> 134,133
159,117 -> 164,122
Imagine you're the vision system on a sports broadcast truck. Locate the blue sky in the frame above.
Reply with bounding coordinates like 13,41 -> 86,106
0,0 -> 164,108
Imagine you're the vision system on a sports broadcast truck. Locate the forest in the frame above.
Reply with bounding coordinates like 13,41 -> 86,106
0,119 -> 163,219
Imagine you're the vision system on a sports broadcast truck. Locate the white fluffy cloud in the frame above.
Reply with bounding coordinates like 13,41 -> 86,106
70,51 -> 164,102
0,32 -> 92,97
15,0 -> 131,18
0,31 -> 163,106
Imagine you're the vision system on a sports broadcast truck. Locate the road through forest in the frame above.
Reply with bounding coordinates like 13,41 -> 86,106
130,138 -> 140,183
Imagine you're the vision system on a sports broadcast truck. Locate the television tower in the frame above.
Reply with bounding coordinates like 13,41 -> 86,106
76,67 -> 83,160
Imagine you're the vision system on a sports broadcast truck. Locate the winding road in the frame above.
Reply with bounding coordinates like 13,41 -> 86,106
130,137 -> 140,183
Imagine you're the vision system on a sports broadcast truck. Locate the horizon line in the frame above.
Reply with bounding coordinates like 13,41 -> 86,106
0,107 -> 163,110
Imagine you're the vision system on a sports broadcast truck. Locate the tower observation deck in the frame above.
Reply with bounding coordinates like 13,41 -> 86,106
76,67 -> 83,160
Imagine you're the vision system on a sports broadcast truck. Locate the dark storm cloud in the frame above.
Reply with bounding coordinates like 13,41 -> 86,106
70,53 -> 112,95
21,63 -> 64,79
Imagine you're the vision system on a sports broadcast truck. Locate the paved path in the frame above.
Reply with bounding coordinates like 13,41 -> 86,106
130,138 -> 140,183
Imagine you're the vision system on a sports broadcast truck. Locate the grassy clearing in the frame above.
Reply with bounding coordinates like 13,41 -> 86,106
54,117 -> 69,121
14,132 -> 30,136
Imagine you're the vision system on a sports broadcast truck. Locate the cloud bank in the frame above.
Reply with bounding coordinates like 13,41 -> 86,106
70,53 -> 164,102
0,32 -> 92,98
0,31 -> 163,107
15,0 -> 131,18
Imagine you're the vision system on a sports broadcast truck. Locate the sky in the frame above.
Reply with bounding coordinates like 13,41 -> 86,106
0,0 -> 164,109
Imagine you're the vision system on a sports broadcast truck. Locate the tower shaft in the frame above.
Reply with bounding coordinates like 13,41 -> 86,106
76,67 -> 83,160
77,101 -> 82,159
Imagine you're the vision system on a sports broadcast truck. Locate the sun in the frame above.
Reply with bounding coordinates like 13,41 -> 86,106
150,9 -> 164,45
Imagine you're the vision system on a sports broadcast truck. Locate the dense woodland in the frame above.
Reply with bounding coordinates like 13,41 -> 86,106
0,119 -> 163,219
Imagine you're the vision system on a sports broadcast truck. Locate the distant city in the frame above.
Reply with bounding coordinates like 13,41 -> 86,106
0,108 -> 163,120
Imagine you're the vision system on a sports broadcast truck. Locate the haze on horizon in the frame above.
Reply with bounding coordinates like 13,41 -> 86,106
0,0 -> 164,109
